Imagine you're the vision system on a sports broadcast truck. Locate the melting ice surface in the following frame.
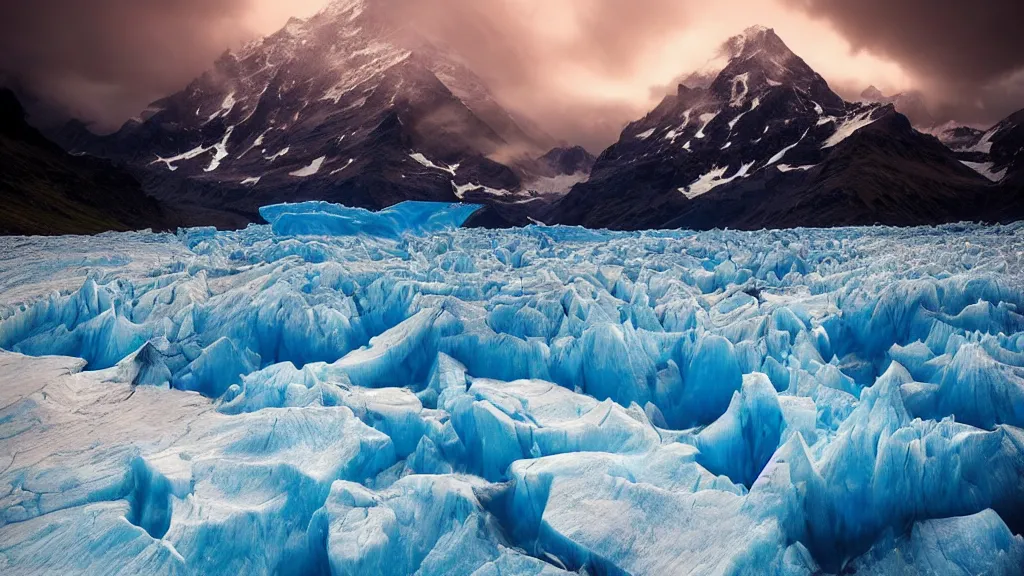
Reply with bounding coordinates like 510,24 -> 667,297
0,200 -> 1023,575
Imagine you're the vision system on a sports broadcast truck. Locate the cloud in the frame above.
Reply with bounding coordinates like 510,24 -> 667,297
0,0 -> 325,130
1,0 -> 1019,146
395,0 -> 916,149
781,0 -> 1024,125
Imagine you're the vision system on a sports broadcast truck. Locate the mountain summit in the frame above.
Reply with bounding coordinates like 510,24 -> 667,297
552,27 -> 1015,230
61,0 -> 554,227
859,85 -> 935,128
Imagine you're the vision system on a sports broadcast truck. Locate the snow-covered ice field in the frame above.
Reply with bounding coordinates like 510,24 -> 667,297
1,201 -> 1023,575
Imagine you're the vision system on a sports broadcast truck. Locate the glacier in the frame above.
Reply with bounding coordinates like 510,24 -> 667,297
0,200 -> 1022,575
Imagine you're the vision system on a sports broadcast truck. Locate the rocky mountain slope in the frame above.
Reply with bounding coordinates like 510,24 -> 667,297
0,89 -> 175,235
60,0 -> 554,228
940,108 -> 1024,188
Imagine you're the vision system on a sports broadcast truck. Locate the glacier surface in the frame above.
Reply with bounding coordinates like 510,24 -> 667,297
0,200 -> 1023,575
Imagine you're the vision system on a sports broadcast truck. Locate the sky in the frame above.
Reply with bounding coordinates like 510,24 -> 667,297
2,0 -> 1022,150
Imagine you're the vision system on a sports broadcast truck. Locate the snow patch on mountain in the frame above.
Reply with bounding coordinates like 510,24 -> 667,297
968,127 -> 998,154
410,153 -> 458,176
265,147 -> 289,162
204,127 -> 234,172
289,156 -> 327,178
330,158 -> 356,175
321,44 -> 413,104
152,145 -> 211,172
728,98 -> 759,131
777,163 -> 816,172
451,181 -> 511,199
730,73 -> 750,107
822,110 -> 879,148
767,129 -> 810,166
960,161 -> 1007,182
150,127 -> 234,173
695,112 -> 719,139
206,92 -> 237,123
679,161 -> 754,199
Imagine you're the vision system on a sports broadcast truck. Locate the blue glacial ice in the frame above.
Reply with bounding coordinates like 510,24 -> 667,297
0,200 -> 1023,575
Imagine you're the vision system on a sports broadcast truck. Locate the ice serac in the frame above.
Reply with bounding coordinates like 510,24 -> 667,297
1,215 -> 1024,574
260,200 -> 484,238
695,372 -> 784,487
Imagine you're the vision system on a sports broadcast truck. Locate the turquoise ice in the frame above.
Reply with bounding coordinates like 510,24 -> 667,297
0,201 -> 1022,574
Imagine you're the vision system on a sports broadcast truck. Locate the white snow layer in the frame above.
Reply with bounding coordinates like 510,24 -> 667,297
451,181 -> 511,199
410,152 -> 458,176
730,73 -> 750,107
151,127 -> 235,172
961,160 -> 1008,182
822,109 -> 879,148
694,112 -> 719,139
777,164 -> 816,172
329,158 -> 356,175
968,127 -> 998,154
767,129 -> 810,166
265,147 -> 290,162
289,155 -> 327,177
679,161 -> 755,199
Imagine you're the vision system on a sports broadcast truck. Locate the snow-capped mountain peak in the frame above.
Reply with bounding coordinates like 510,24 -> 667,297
552,26 -> 998,230
62,0 -> 553,227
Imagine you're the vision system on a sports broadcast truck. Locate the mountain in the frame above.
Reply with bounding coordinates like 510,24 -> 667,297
939,109 -> 1024,189
537,146 -> 597,177
860,85 -> 935,128
60,0 -> 554,228
935,123 -> 985,150
460,145 -> 599,229
0,89 -> 175,236
552,26 -> 1015,230
986,109 -> 1024,188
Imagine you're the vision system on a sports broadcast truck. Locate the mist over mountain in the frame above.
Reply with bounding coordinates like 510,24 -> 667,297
4,0 -> 1023,151
57,0 -> 564,228
0,88 -> 174,235
551,26 -> 1023,230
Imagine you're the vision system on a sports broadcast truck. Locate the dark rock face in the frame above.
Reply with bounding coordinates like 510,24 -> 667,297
0,89 -> 175,235
60,0 -> 554,228
537,146 -> 597,177
552,26 -> 1017,230
860,85 -> 936,129
985,109 -> 1024,188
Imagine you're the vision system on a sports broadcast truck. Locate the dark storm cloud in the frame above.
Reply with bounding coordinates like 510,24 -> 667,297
786,0 -> 1024,84
2,0 -> 1021,144
393,0 -> 698,150
0,0 -> 259,129
785,0 -> 1024,125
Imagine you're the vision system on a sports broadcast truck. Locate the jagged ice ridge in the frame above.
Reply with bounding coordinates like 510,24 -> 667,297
0,201 -> 1023,574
